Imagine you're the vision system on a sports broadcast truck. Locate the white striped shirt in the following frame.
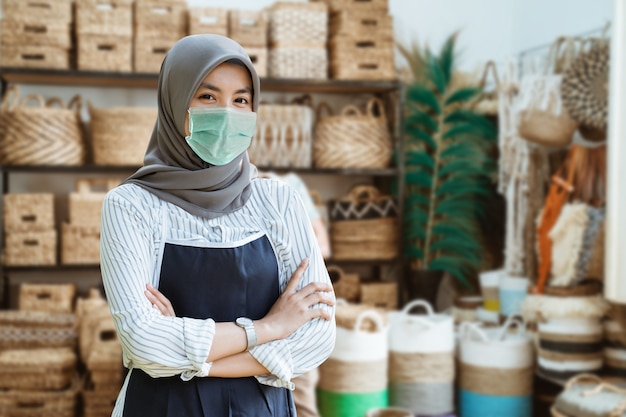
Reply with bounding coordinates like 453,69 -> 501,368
100,178 -> 336,412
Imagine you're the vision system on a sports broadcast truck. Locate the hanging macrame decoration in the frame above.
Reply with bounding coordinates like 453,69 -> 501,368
560,41 -> 610,131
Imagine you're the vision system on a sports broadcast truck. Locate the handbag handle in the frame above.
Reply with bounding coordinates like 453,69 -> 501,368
18,94 -> 46,108
45,97 -> 67,109
346,184 -> 381,203
459,321 -> 488,342
354,309 -> 385,333
366,97 -> 386,121
400,299 -> 436,328
1,85 -> 20,110
326,265 -> 345,282
341,104 -> 362,117
495,315 -> 525,341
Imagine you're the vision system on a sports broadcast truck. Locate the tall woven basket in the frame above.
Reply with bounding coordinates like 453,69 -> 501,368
0,86 -> 85,166
313,97 -> 392,168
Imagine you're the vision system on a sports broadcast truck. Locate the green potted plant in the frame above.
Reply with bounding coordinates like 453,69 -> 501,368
399,34 -> 498,305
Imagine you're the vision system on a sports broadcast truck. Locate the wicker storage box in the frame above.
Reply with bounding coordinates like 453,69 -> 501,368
188,7 -> 229,36
0,380 -> 78,417
5,230 -> 57,266
0,310 -> 76,350
329,11 -> 393,39
61,223 -> 101,265
0,44 -> 70,70
133,35 -> 177,73
0,86 -> 85,165
329,185 -> 399,260
2,0 -> 74,22
268,2 -> 328,48
229,10 -> 268,47
83,387 -> 119,417
313,97 -> 392,168
77,34 -> 133,72
76,0 -> 133,36
19,283 -> 76,313
327,265 -> 360,302
313,0 -> 388,13
3,193 -> 54,233
89,104 -> 157,165
69,178 -> 120,227
134,0 -> 187,40
250,101 -> 314,168
360,282 -> 398,310
268,47 -> 328,79
330,38 -> 396,80
1,19 -> 72,49
245,47 -> 268,78
0,347 -> 76,390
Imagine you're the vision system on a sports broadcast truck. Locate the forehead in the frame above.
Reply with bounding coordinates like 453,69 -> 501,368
198,62 -> 252,91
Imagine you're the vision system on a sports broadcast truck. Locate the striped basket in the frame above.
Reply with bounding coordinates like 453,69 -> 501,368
318,307 -> 389,417
0,86 -> 85,166
604,319 -> 626,379
313,97 -> 392,169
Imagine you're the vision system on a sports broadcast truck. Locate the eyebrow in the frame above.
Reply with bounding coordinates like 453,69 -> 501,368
198,82 -> 252,95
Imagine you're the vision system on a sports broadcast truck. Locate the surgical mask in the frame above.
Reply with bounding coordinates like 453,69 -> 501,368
185,107 -> 257,166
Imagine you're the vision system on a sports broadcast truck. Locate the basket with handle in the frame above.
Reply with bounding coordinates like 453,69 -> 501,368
0,86 -> 85,166
551,373 -> 626,417
313,97 -> 392,168
69,177 -> 122,227
327,264 -> 360,302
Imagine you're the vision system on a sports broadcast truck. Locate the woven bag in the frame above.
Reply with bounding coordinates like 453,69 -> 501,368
250,97 -> 314,168
313,97 -> 392,169
89,102 -> 156,166
0,86 -> 86,166
329,185 -> 398,260
552,374 -> 626,417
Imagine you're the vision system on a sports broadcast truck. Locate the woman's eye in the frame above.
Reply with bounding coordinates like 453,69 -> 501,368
235,97 -> 249,104
199,93 -> 215,100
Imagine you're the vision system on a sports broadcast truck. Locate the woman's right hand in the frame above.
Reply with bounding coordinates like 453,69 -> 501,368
256,258 -> 335,344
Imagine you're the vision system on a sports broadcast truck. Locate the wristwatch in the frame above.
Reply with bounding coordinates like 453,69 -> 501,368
235,317 -> 258,351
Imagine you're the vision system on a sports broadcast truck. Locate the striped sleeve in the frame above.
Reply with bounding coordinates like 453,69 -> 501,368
100,187 -> 215,381
247,182 -> 337,390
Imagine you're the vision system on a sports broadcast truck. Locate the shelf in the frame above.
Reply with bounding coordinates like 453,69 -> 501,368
0,165 -> 399,176
0,67 -> 403,94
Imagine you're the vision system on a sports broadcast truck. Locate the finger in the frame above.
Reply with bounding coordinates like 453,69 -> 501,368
306,292 -> 336,308
284,258 -> 309,293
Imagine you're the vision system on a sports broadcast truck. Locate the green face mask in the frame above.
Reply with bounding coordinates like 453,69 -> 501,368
185,107 -> 257,166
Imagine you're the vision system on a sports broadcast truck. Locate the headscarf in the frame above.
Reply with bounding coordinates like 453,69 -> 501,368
124,34 -> 260,218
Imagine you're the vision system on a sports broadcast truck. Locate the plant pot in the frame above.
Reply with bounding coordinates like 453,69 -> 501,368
404,268 -> 444,310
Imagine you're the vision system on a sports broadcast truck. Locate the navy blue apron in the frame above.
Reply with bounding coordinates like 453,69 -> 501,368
122,234 -> 296,417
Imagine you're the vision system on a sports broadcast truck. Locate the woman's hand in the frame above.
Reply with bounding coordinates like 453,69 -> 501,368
256,258 -> 335,344
145,284 -> 176,317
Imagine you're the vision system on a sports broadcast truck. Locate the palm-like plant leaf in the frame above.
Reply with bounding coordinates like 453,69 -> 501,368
400,33 -> 497,290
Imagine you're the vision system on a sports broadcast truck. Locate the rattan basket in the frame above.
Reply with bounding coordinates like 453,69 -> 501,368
250,99 -> 314,168
313,97 -> 392,168
0,86 -> 85,165
3,193 -> 55,233
0,377 -> 79,417
19,283 -> 76,314
82,386 -> 119,417
1,18 -> 72,49
188,6 -> 229,36
77,34 -> 133,73
229,9 -> 268,47
329,38 -> 396,81
69,178 -> 121,227
329,11 -> 393,39
327,265 -> 360,302
0,310 -> 76,350
133,1 -> 187,40
0,347 -> 77,390
61,223 -> 101,265
360,282 -> 398,310
133,35 -> 177,74
76,0 -> 133,36
329,185 -> 399,260
4,230 -> 57,266
268,47 -> 328,79
268,2 -> 328,48
0,44 -> 71,70
2,0 -> 74,22
89,103 -> 156,165
313,0 -> 388,13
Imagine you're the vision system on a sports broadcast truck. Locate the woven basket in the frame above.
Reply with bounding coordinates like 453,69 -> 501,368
360,282 -> 398,310
245,46 -> 269,78
329,38 -> 396,81
0,44 -> 70,70
329,185 -> 399,260
335,301 -> 389,331
250,99 -> 314,168
0,378 -> 79,417
0,310 -> 76,350
188,6 -> 229,36
19,283 -> 76,314
268,2 -> 328,48
61,223 -> 101,265
229,9 -> 268,47
5,230 -> 57,266
3,193 -> 55,233
82,387 -> 119,417
78,33 -> 133,73
268,47 -> 328,79
314,0 -> 389,13
0,86 -> 85,165
329,11 -> 393,40
133,35 -> 176,73
0,347 -> 77,390
313,97 -> 392,168
90,103 -> 157,165
1,18 -> 72,49
76,0 -> 133,36
69,178 -> 121,227
2,0 -> 74,22
327,265 -> 360,302
133,1 -> 187,40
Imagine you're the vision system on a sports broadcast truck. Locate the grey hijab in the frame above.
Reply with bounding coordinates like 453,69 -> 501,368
124,34 -> 260,218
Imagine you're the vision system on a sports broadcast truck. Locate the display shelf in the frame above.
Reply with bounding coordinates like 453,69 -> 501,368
0,67 -> 402,94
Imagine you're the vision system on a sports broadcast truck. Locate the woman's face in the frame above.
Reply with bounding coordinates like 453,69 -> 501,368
184,61 -> 253,136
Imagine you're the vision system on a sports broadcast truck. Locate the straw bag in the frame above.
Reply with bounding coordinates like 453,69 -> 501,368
551,374 -> 626,417
0,86 -> 85,165
89,102 -> 156,166
329,184 -> 398,260
517,37 -> 582,148
313,97 -> 392,169
250,96 -> 314,168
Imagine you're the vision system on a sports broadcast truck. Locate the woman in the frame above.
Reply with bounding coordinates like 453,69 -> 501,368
100,34 -> 336,417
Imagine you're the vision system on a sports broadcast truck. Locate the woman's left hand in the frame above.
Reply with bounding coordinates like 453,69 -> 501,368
145,284 -> 176,317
